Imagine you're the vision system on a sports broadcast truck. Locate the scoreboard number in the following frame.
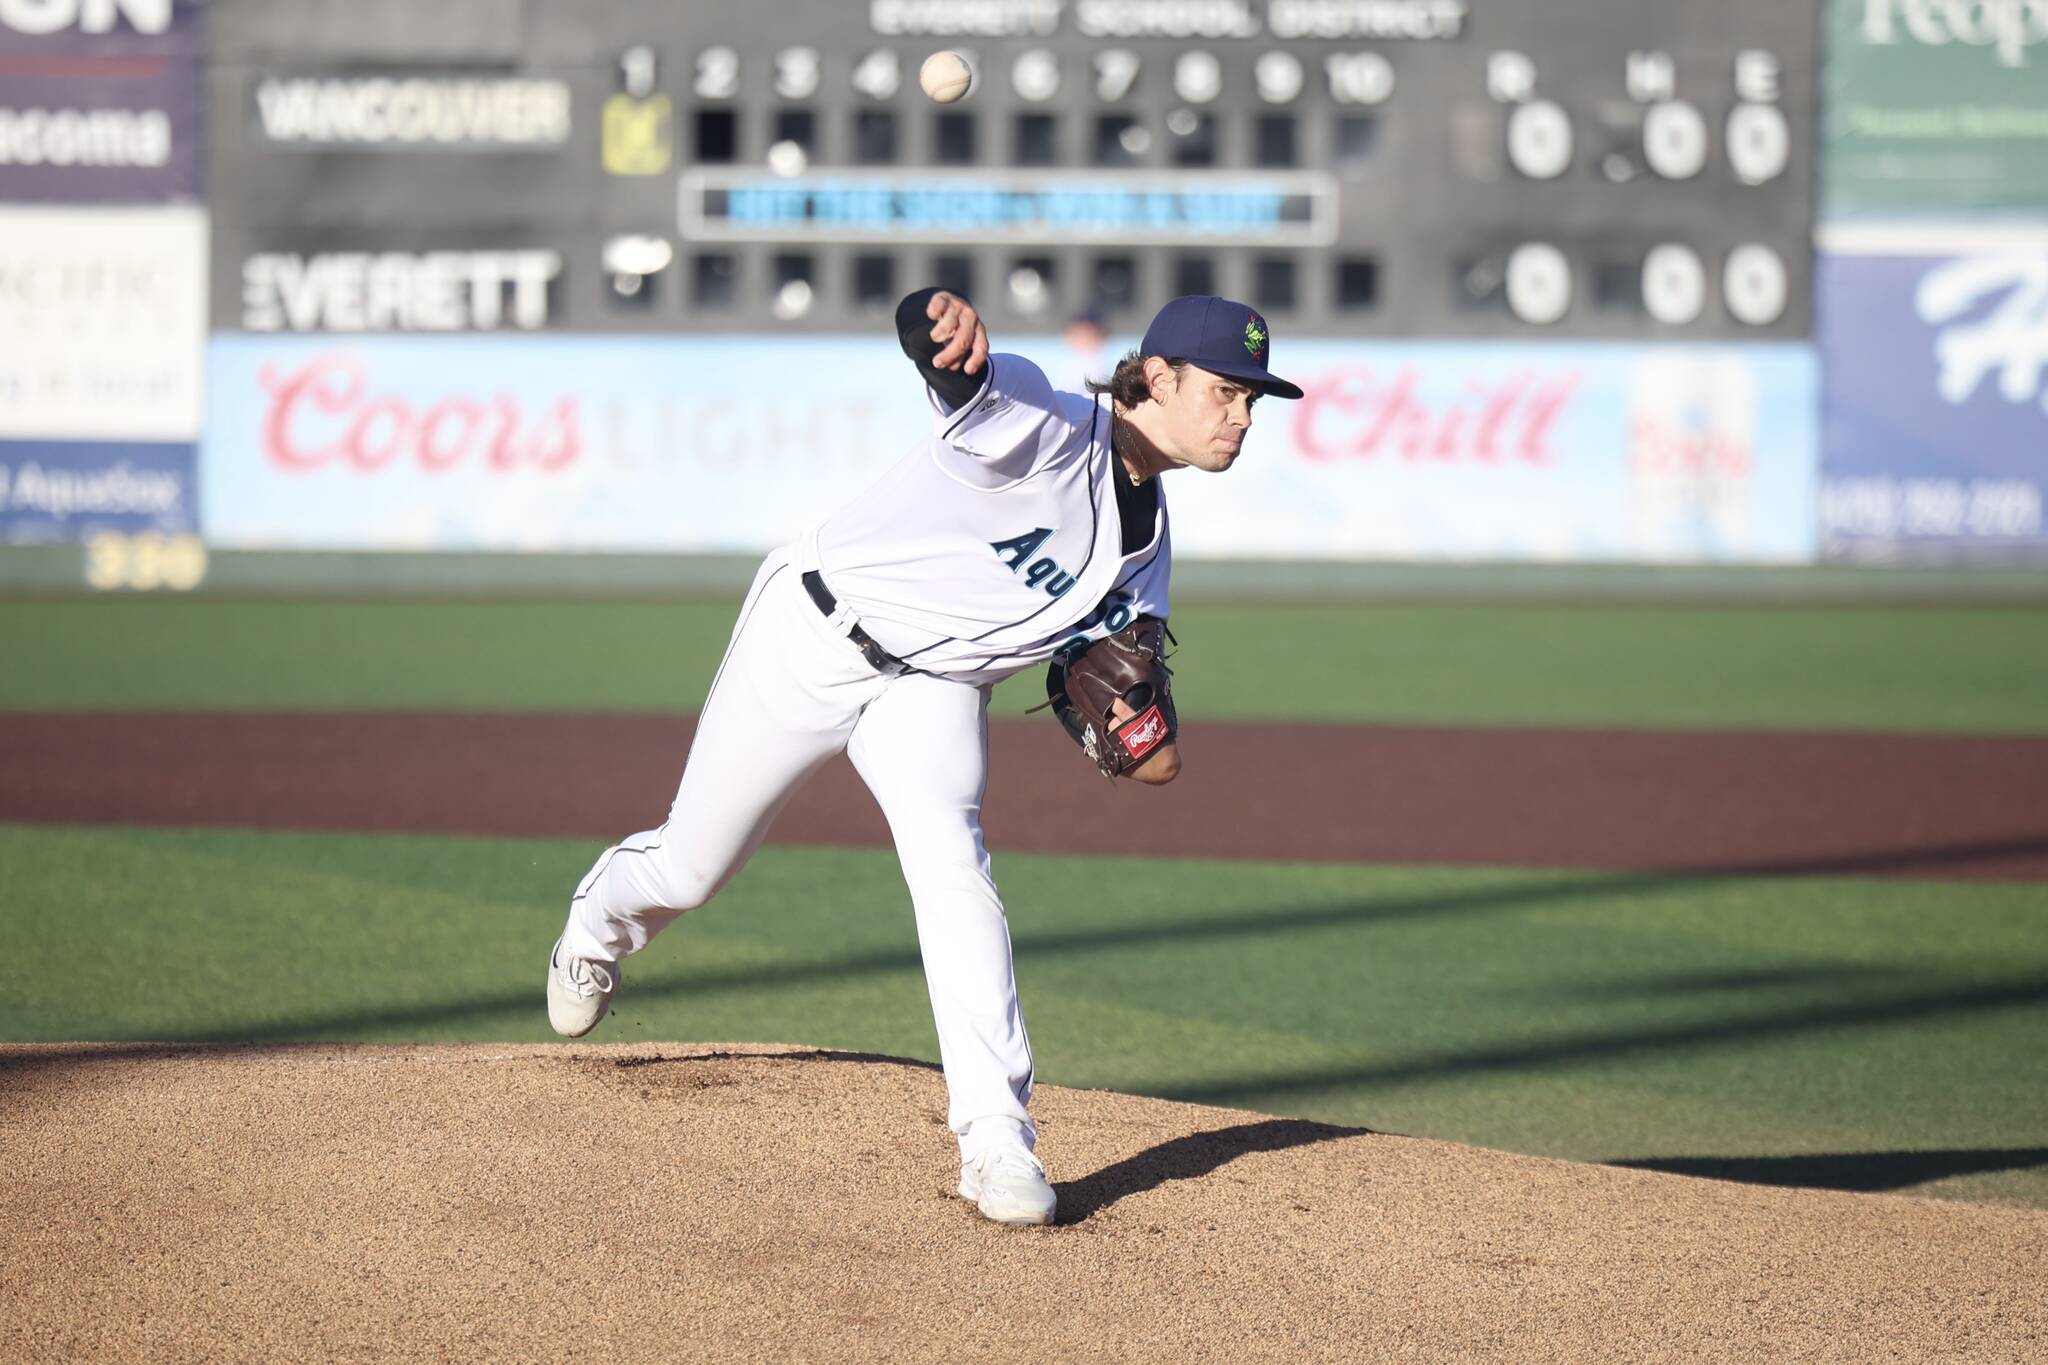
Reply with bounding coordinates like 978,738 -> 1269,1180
773,47 -> 821,100
1505,243 -> 1571,324
1012,48 -> 1059,102
1093,49 -> 1139,101
1174,50 -> 1221,104
851,49 -> 900,99
1726,103 -> 1789,184
619,45 -> 656,98
1506,100 -> 1571,180
1326,52 -> 1394,105
694,46 -> 739,100
1723,244 -> 1787,326
1253,51 -> 1304,104
1641,244 -> 1706,324
1642,100 -> 1707,180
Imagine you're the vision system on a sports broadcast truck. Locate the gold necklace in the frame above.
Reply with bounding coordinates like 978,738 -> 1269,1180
1112,418 -> 1146,486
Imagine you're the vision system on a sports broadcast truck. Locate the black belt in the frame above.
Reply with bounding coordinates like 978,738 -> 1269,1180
802,570 -> 912,675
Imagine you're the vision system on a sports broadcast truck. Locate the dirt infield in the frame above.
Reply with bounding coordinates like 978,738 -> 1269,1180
3,1042 -> 2041,1364
4,711 -> 2046,879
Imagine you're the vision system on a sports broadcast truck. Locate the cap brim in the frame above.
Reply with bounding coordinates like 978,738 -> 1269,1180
1190,359 -> 1304,401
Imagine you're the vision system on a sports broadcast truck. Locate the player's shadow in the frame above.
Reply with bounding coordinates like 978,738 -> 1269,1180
612,1046 -> 940,1072
1609,1147 -> 2048,1194
1056,1116 -> 1369,1225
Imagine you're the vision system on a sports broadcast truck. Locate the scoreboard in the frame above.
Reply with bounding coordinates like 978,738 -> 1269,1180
209,0 -> 1818,339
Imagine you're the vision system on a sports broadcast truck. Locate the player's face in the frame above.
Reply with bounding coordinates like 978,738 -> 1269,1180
1161,365 -> 1258,472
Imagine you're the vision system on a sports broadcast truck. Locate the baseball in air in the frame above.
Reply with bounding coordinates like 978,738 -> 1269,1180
920,51 -> 973,103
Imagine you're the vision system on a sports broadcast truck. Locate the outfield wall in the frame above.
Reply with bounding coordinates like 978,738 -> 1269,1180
1814,3 -> 2048,564
0,3 -> 208,554
198,332 -> 1819,565
5,0 -> 2048,588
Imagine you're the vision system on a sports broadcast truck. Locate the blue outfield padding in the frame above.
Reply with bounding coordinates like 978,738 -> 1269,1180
0,439 -> 198,543
1818,242 -> 2048,562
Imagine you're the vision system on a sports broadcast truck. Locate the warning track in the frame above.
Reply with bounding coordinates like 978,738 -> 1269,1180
3,711 -> 2045,880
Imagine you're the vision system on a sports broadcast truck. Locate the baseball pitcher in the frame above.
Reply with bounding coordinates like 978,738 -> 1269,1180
547,289 -> 1302,1225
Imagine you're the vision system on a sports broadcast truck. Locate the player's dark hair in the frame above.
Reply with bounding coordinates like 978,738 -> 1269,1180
1087,351 -> 1186,409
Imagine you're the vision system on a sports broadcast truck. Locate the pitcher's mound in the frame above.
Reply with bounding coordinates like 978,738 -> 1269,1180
4,1042 -> 2041,1363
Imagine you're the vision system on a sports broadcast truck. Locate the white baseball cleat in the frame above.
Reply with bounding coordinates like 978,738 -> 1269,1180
958,1143 -> 1057,1226
546,937 -> 619,1038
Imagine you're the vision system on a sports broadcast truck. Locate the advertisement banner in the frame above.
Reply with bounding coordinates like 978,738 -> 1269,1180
0,0 -> 203,202
0,205 -> 207,442
202,334 -> 926,552
1818,240 -> 2048,560
1823,0 -> 2048,215
0,438 -> 196,542
0,0 -> 203,55
1170,340 -> 1819,562
204,333 -> 1817,563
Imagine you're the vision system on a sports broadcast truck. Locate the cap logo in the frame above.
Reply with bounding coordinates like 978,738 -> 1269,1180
1244,316 -> 1267,359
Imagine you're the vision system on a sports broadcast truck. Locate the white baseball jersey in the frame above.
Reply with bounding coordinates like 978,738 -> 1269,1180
797,353 -> 1171,685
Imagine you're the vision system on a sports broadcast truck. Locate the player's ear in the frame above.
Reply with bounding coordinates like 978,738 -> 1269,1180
1142,356 -> 1176,405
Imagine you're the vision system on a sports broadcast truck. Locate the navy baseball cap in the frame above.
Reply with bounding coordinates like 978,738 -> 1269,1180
1139,295 -> 1304,400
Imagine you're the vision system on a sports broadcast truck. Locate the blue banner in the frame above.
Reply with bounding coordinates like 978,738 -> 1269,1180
0,0 -> 204,203
681,168 -> 1336,247
0,440 -> 197,542
1819,246 -> 2048,560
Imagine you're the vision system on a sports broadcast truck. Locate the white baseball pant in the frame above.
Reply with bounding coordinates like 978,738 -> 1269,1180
559,549 -> 1036,1159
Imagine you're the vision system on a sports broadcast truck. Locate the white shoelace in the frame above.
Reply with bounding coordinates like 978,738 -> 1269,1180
976,1145 -> 1046,1184
559,956 -> 615,998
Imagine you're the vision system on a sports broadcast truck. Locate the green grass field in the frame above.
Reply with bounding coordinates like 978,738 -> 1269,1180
5,598 -> 2048,730
3,595 -> 2046,1207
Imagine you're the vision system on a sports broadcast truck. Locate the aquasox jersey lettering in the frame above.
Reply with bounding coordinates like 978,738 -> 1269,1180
802,352 -> 1170,684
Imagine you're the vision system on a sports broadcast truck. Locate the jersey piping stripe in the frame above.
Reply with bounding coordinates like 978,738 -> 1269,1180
965,434 -> 1165,671
699,561 -> 789,710
972,695 -> 1032,1097
955,394 -> 1107,644
571,821 -> 670,905
572,561 -> 789,906
966,531 -> 1168,672
885,362 -> 1004,664
889,398 -> 1107,663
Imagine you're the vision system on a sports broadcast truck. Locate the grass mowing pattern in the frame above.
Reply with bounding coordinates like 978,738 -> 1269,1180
4,599 -> 2047,731
7,824 -> 2044,1208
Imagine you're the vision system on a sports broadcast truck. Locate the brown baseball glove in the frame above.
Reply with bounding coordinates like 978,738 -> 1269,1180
1041,617 -> 1177,780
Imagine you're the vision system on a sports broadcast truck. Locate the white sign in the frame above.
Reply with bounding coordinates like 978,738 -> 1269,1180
241,250 -> 563,332
0,0 -> 168,36
1914,252 -> 2048,410
0,106 -> 171,166
1267,0 -> 1468,39
1860,0 -> 2048,69
0,204 -> 206,441
251,77 -> 572,149
0,457 -> 183,516
869,0 -> 1062,37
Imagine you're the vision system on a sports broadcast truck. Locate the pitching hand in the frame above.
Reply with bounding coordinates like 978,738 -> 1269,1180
927,291 -> 989,376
